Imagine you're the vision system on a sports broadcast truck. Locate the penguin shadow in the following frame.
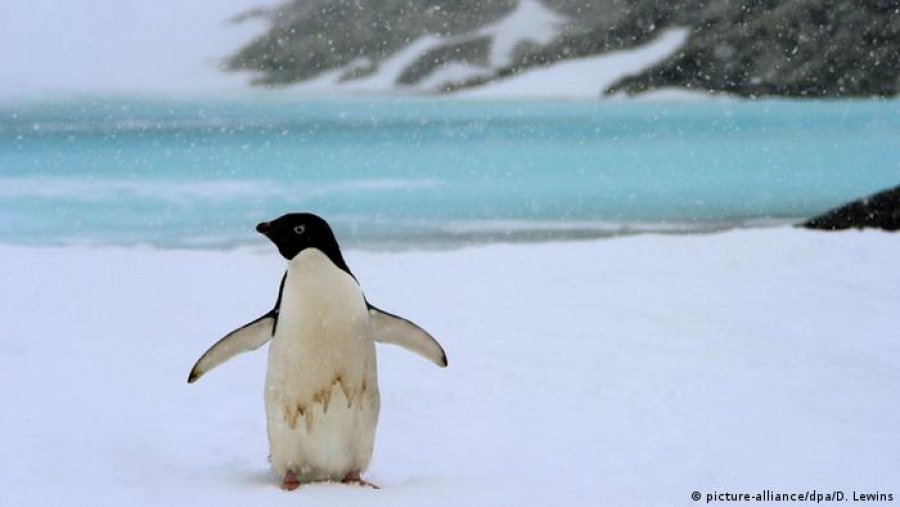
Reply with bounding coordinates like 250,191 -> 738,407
238,469 -> 386,491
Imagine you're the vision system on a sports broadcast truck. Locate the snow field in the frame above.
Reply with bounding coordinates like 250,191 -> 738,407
2,227 -> 898,505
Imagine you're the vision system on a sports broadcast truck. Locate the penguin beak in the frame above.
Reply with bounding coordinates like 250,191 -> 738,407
256,221 -> 271,235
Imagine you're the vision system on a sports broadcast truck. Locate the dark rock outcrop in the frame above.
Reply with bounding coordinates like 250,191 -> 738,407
801,185 -> 900,231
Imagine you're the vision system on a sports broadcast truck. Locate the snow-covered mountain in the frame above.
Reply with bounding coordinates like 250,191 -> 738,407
281,1 -> 689,98
229,0 -> 899,98
2,0 -> 895,99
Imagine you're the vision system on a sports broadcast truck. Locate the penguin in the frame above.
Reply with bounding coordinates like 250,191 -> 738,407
187,213 -> 447,490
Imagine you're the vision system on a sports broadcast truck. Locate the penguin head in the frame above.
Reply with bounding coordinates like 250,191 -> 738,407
256,213 -> 349,270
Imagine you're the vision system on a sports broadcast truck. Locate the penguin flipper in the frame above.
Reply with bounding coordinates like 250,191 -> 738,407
368,305 -> 448,367
187,311 -> 276,383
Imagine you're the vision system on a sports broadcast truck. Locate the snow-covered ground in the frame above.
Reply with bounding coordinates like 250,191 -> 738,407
2,227 -> 899,506
0,0 -> 690,99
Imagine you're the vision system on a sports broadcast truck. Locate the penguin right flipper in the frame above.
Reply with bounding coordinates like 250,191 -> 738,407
368,305 -> 448,368
187,310 -> 276,383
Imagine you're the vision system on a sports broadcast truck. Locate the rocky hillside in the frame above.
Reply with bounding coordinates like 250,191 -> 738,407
226,0 -> 900,97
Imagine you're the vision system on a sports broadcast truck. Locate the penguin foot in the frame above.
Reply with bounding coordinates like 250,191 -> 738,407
341,471 -> 379,489
281,470 -> 301,491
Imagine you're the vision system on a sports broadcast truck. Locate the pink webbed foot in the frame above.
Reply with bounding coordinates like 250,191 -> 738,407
281,470 -> 301,491
341,471 -> 379,489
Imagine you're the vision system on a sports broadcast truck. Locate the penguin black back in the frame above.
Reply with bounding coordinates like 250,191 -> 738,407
256,213 -> 354,278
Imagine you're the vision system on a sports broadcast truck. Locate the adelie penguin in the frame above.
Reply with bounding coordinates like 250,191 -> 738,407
188,213 -> 447,490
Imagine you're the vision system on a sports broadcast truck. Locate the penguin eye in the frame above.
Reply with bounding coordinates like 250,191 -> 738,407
293,225 -> 306,235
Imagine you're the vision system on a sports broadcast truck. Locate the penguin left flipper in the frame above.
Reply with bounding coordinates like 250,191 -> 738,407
368,305 -> 448,368
187,310 -> 276,383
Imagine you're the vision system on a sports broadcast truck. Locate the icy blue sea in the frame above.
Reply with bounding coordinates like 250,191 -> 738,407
1,97 -> 898,249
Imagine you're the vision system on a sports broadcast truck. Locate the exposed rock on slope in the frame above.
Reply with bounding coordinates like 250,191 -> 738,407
607,0 -> 900,97
227,0 -> 518,85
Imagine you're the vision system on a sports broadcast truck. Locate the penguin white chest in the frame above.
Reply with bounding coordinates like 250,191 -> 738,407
264,248 -> 379,482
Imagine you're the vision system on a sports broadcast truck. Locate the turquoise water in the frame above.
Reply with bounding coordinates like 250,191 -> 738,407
1,97 -> 898,249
